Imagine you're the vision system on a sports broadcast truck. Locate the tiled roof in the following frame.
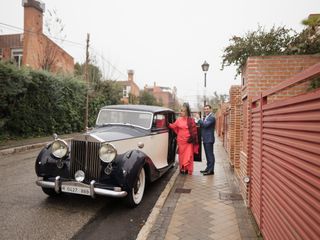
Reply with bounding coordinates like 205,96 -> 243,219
0,34 -> 23,48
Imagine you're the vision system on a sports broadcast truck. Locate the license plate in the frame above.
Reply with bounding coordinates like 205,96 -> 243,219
61,183 -> 90,196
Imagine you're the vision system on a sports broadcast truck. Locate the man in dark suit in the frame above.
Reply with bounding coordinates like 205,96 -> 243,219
197,104 -> 216,175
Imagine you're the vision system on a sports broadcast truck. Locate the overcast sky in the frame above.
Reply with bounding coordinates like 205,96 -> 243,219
1,0 -> 318,107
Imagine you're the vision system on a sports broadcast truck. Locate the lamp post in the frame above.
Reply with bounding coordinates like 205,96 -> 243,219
201,60 -> 209,106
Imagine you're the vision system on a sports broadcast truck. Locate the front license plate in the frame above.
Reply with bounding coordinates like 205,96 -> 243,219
61,184 -> 90,196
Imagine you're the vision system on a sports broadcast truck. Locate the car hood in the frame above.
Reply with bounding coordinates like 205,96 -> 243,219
73,125 -> 148,143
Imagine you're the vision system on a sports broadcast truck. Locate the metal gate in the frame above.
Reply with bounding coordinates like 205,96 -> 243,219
248,63 -> 320,240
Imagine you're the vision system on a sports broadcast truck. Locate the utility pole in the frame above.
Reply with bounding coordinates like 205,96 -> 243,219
84,33 -> 90,131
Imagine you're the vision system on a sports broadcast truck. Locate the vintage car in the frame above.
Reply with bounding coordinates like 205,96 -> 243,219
35,105 -> 177,207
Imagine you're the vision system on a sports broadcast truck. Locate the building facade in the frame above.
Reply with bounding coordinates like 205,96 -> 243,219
0,0 -> 74,73
144,82 -> 177,108
118,70 -> 140,104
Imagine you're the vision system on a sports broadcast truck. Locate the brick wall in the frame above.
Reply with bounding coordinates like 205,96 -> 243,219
22,0 -> 74,73
239,55 -> 320,205
229,85 -> 242,168
215,102 -> 229,139
0,34 -> 23,62
144,84 -> 175,108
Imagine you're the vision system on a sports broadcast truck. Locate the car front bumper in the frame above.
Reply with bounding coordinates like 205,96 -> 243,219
36,176 -> 128,198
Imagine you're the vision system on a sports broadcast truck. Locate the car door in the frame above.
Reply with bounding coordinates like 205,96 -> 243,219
149,113 -> 169,169
167,112 -> 177,165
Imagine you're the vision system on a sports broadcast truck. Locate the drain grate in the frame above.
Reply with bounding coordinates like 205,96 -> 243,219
219,192 -> 243,200
175,188 -> 192,194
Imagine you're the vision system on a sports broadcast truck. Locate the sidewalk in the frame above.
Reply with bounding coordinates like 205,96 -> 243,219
138,137 -> 260,240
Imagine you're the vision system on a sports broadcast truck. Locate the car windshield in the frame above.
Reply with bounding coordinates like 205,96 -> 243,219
96,109 -> 153,129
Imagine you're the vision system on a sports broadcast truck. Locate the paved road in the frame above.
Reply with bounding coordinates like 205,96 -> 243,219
0,148 -> 176,240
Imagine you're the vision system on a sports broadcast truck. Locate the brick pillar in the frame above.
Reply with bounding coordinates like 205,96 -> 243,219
229,85 -> 242,168
22,0 -> 45,68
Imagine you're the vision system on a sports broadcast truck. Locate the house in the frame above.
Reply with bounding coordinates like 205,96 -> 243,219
144,82 -> 177,108
118,70 -> 140,104
0,0 -> 74,73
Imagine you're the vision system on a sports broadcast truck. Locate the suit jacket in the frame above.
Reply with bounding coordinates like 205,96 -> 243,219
198,113 -> 216,143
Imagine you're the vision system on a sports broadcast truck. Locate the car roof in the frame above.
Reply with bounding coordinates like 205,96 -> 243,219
101,104 -> 174,113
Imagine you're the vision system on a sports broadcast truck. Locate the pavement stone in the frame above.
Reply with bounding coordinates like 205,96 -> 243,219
143,137 -> 260,240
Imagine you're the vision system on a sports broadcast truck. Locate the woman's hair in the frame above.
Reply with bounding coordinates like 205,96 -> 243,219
182,102 -> 191,117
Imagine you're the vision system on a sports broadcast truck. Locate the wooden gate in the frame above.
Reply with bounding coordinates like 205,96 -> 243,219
249,63 -> 320,240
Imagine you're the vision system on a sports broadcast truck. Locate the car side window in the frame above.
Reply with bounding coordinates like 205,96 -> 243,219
152,114 -> 167,129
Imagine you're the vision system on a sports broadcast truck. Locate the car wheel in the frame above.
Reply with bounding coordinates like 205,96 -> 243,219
41,187 -> 60,197
126,167 -> 146,207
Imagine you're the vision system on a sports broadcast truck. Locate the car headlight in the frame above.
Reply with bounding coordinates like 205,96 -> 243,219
51,140 -> 69,158
99,143 -> 117,163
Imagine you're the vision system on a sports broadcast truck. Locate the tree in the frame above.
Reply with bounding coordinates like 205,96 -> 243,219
208,91 -> 228,113
88,80 -> 122,126
221,23 -> 320,78
37,36 -> 59,71
302,14 -> 320,31
139,90 -> 159,106
74,62 -> 103,90
128,93 -> 139,104
289,15 -> 320,54
38,9 -> 66,72
221,26 -> 296,78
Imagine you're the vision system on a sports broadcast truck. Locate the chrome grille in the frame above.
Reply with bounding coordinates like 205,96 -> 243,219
70,140 -> 101,181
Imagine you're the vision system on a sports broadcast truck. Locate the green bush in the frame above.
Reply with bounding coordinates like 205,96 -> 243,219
0,62 -> 122,140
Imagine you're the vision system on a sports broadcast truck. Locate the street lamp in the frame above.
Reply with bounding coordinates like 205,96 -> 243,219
201,60 -> 209,106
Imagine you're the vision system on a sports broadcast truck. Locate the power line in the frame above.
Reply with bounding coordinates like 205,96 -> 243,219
0,22 -> 127,79
89,47 -> 127,79
0,22 -> 84,47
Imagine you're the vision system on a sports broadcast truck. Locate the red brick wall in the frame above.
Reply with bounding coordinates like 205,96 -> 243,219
0,34 -> 23,61
145,85 -> 174,108
23,3 -> 43,68
22,1 -> 74,73
229,85 -> 242,168
239,55 -> 320,205
242,55 -> 320,100
215,102 -> 229,138
216,86 -> 242,168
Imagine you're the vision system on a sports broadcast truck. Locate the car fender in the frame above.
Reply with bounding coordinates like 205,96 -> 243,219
35,144 -> 70,178
120,150 -> 147,190
35,146 -> 51,176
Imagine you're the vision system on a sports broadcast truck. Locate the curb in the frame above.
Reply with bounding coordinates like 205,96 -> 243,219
0,142 -> 50,156
136,165 -> 180,240
0,138 -> 73,156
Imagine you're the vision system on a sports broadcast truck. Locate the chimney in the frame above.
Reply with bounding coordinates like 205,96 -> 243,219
23,0 -> 45,34
128,69 -> 134,82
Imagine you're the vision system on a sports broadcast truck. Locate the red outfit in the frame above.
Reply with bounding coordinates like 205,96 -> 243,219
169,117 -> 199,175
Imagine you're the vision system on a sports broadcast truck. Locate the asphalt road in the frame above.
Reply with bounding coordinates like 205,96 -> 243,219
0,148 -> 176,240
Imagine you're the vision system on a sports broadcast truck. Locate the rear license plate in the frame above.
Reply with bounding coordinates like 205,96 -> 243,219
61,184 -> 90,196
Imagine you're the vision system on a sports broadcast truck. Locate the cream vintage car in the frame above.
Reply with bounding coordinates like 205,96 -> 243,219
35,105 -> 177,207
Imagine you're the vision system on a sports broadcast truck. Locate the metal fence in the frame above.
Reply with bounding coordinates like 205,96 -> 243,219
248,63 -> 320,240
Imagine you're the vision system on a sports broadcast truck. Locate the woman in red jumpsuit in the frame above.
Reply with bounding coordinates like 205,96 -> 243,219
169,103 -> 199,175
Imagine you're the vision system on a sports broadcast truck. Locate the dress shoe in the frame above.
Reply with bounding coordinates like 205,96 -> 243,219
180,169 -> 188,175
203,171 -> 214,176
200,169 -> 208,173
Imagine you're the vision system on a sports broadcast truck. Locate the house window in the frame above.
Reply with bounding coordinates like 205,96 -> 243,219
0,48 -> 3,61
11,48 -> 23,67
123,86 -> 131,98
152,114 -> 167,129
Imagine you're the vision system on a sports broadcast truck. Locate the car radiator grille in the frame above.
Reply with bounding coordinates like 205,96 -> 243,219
70,140 -> 102,181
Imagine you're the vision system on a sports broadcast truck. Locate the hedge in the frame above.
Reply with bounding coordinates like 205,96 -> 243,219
0,62 -> 122,140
